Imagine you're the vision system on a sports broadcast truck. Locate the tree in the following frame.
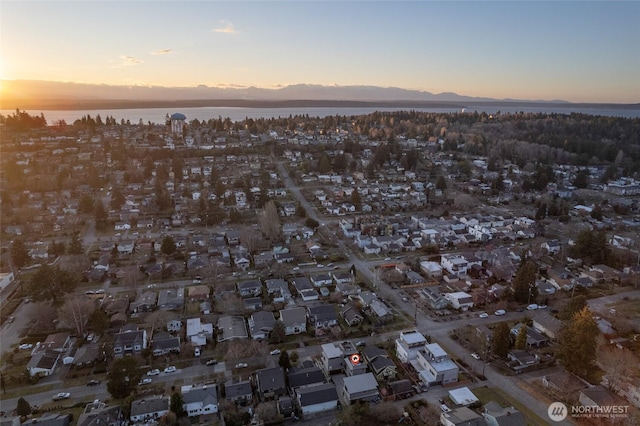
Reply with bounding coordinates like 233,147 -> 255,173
491,322 -> 511,358
289,351 -> 299,364
16,397 -> 31,416
278,350 -> 291,370
10,238 -> 30,269
88,308 -> 110,335
255,402 -> 283,424
558,295 -> 587,321
107,357 -> 141,399
110,187 -> 125,210
170,391 -> 186,418
512,260 -> 537,304
305,217 -> 319,229
161,236 -> 177,256
436,175 -> 447,193
95,200 -> 108,231
28,302 -> 58,334
557,307 -> 599,379
351,189 -> 362,210
337,401 -> 370,426
78,194 -> 94,214
68,232 -> 84,255
259,200 -> 281,242
318,154 -> 331,173
269,321 -> 286,344
598,346 -> 638,391
58,296 -> 94,336
515,325 -> 527,350
26,264 -> 78,302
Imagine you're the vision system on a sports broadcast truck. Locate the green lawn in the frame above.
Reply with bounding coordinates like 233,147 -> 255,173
472,386 -> 547,426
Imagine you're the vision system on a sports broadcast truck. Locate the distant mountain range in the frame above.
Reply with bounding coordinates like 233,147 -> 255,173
2,79 -> 632,111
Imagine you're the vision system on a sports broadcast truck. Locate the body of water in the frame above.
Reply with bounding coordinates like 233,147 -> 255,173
2,105 -> 639,125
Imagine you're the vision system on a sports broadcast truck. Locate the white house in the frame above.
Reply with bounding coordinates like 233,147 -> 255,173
444,292 -> 474,311
181,384 -> 218,418
395,330 -> 428,363
130,396 -> 169,423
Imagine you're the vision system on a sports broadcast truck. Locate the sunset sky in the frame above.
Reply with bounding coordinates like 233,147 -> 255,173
1,1 -> 639,103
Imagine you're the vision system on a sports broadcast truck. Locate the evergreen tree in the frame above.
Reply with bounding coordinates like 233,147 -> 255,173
95,200 -> 108,231
160,236 -> 176,255
10,238 -> 30,269
559,295 -> 587,321
557,307 -> 599,379
170,391 -> 186,418
278,350 -> 291,370
68,232 -> 84,255
512,260 -> 537,304
16,397 -> 31,416
491,322 -> 511,358
107,357 -> 141,399
26,264 -> 78,302
515,325 -> 527,350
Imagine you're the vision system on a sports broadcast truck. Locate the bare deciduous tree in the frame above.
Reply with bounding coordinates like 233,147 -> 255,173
58,296 -> 95,336
598,346 -> 639,391
144,310 -> 173,332
259,200 -> 281,242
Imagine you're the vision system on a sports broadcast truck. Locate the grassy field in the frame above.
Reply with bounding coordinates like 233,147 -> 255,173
472,385 -> 547,426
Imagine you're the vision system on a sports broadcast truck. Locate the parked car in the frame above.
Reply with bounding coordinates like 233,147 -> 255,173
235,363 -> 248,368
139,378 -> 152,385
270,349 -> 281,355
355,341 -> 366,347
494,309 -> 506,316
471,353 -> 481,360
147,369 -> 161,376
52,392 -> 70,401
86,380 -> 101,387
205,359 -> 218,366
440,404 -> 451,413
478,312 -> 489,318
19,343 -> 33,350
164,366 -> 177,373
526,304 -> 538,311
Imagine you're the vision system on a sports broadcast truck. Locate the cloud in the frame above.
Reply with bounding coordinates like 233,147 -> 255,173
111,55 -> 143,68
151,49 -> 172,55
213,20 -> 238,34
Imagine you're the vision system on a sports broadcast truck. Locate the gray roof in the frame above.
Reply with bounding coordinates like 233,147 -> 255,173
224,379 -> 252,399
296,383 -> 339,407
182,385 -> 218,405
287,366 -> 326,389
130,396 -> 169,417
256,367 -> 286,393
279,307 -> 307,327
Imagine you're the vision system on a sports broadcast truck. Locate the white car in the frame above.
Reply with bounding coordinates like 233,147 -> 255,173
19,343 -> 33,350
471,353 -> 481,360
270,349 -> 281,355
139,378 -> 152,385
164,366 -> 177,373
526,304 -> 538,311
52,392 -> 70,401
147,369 -> 161,376
235,363 -> 248,368
494,309 -> 506,316
478,312 -> 489,318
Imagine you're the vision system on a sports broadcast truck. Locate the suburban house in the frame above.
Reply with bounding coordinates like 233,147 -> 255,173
532,311 -> 563,340
340,373 -> 380,405
248,311 -> 276,341
579,385 -> 627,410
414,343 -> 459,386
224,379 -> 253,405
279,307 -> 307,335
151,331 -> 181,356
321,341 -> 358,375
362,346 -> 397,381
113,325 -> 148,357
444,292 -> 474,311
186,318 -> 214,346
130,396 -> 169,423
27,351 -> 60,377
256,367 -> 287,401
181,384 -> 218,419
287,365 -> 326,394
216,316 -> 248,342
482,401 -> 524,426
157,288 -> 185,310
395,330 -> 428,363
307,304 -> 339,330
340,303 -> 364,326
440,407 -> 484,426
237,280 -> 262,297
296,383 -> 339,415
